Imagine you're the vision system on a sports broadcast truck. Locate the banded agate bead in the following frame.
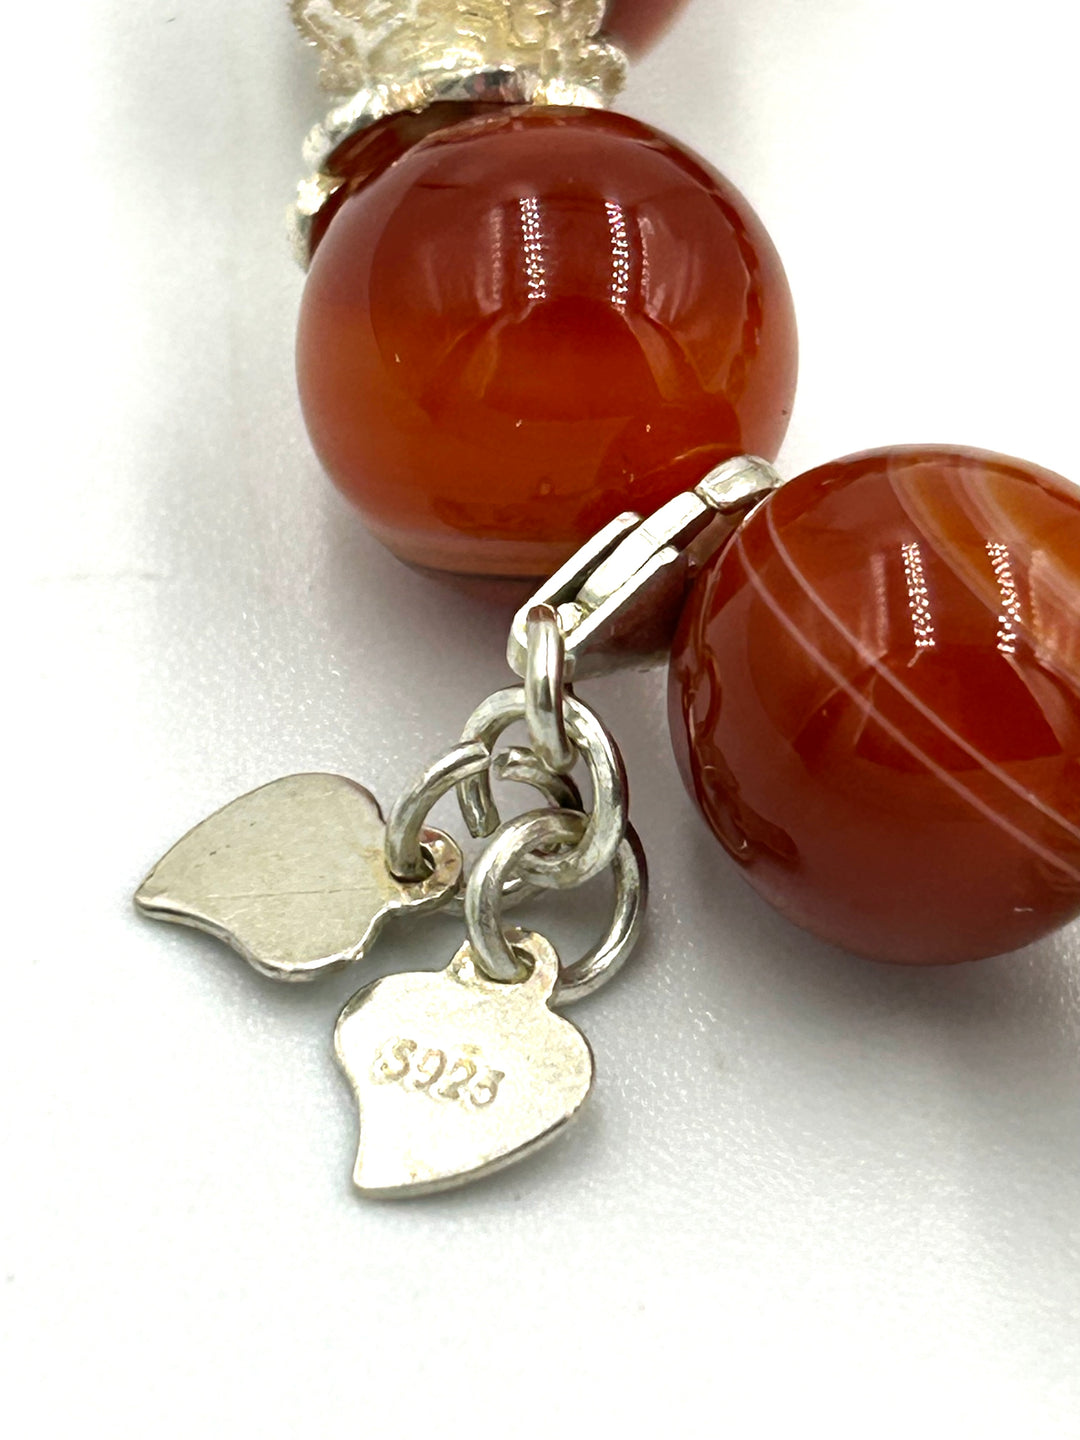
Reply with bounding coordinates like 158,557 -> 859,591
669,446 -> 1080,964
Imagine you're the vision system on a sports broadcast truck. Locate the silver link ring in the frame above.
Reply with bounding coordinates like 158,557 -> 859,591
458,688 -> 628,890
464,808 -> 647,1002
490,746 -> 582,812
385,741 -> 491,882
441,747 -> 584,917
524,603 -> 575,775
388,734 -> 588,907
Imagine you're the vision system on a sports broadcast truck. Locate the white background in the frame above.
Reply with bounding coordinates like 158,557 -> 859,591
3,1 -> 1079,1435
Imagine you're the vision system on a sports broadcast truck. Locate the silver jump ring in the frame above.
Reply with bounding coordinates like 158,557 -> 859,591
441,747 -> 584,917
384,741 -> 491,882
524,604 -> 575,775
459,688 -> 627,890
490,746 -> 582,812
464,808 -> 647,1003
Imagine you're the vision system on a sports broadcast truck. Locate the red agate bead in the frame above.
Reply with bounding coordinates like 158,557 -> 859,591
669,446 -> 1080,965
604,0 -> 689,54
297,106 -> 797,576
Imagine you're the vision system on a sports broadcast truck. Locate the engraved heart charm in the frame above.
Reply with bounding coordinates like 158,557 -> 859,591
134,773 -> 462,981
335,931 -> 594,1196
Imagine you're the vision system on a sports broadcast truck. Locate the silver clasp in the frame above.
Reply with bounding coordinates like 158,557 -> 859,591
506,455 -> 781,680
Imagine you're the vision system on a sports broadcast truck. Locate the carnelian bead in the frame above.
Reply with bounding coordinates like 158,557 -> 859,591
297,106 -> 797,576
669,447 -> 1080,964
604,0 -> 689,54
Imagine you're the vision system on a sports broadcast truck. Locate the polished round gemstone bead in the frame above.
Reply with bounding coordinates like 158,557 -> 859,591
297,106 -> 797,576
669,446 -> 1080,964
604,0 -> 689,54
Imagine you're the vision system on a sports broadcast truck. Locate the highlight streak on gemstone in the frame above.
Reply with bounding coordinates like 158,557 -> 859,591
733,525 -> 1080,885
987,541 -> 1021,655
518,196 -> 547,302
887,466 -> 1079,679
901,540 -> 936,649
757,506 -> 1080,859
605,200 -> 632,310
486,205 -> 506,310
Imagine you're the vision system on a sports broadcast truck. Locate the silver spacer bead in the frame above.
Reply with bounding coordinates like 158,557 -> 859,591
287,1 -> 628,267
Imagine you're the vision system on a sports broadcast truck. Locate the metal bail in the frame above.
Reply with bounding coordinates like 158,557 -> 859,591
506,456 -> 782,680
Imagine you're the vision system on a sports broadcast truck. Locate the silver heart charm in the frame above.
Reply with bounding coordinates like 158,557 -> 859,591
335,930 -> 594,1196
134,774 -> 462,981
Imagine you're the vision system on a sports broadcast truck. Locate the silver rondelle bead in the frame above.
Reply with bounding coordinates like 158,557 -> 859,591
288,1 -> 628,267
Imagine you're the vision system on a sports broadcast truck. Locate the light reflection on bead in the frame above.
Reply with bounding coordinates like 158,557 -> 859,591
901,540 -> 935,649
